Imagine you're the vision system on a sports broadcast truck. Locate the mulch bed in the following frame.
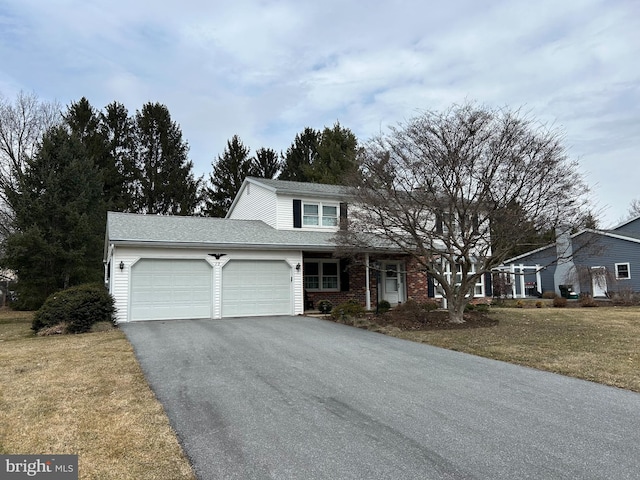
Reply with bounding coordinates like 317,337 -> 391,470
375,308 -> 498,331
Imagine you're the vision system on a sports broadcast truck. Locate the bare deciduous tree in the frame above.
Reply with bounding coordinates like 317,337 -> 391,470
628,198 -> 640,219
337,103 -> 589,323
0,91 -> 61,238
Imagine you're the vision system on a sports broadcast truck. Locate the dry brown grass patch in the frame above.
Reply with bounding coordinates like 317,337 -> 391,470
384,307 -> 640,392
0,311 -> 195,480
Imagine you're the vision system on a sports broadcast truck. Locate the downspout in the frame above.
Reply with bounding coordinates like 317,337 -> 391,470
365,253 -> 371,310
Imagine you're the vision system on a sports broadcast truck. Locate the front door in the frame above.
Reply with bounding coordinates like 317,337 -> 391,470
381,263 -> 405,306
591,266 -> 607,297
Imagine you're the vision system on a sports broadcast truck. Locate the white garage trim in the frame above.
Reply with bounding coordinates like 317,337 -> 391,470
130,259 -> 213,321
222,260 -> 293,317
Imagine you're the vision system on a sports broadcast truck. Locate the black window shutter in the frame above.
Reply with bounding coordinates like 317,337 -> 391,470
340,258 -> 350,291
484,272 -> 493,297
339,202 -> 348,229
427,274 -> 435,298
293,199 -> 302,228
435,212 -> 443,234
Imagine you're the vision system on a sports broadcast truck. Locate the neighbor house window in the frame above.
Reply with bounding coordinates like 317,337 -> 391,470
303,203 -> 338,227
304,260 -> 339,290
615,263 -> 630,279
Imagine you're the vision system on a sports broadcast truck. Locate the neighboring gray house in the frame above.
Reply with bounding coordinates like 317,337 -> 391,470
498,216 -> 640,298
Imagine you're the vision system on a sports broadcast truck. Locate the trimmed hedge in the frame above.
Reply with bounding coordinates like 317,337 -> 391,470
32,283 -> 116,334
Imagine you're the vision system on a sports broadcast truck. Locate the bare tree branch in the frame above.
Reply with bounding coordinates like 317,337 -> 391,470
0,91 -> 61,238
336,102 -> 590,323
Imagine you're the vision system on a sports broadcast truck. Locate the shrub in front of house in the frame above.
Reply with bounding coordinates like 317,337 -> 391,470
553,296 -> 568,308
422,300 -> 440,312
331,300 -> 366,321
579,294 -> 599,307
610,287 -> 640,306
541,291 -> 557,299
388,299 -> 435,322
464,302 -> 489,313
32,283 -> 116,334
316,299 -> 333,314
377,300 -> 391,314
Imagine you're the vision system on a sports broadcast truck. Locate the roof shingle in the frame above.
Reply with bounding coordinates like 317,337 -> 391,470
107,212 -> 337,250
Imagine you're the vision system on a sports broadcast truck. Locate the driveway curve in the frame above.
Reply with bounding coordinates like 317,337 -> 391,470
122,316 -> 640,480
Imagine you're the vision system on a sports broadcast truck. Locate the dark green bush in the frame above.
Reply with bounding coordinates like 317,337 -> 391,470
331,300 -> 366,320
377,300 -> 391,314
32,283 -> 115,334
317,299 -> 333,314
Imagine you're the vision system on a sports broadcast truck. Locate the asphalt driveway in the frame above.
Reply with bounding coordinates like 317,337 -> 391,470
122,316 -> 640,480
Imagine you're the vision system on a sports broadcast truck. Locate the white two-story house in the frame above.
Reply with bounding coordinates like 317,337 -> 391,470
104,177 -> 489,322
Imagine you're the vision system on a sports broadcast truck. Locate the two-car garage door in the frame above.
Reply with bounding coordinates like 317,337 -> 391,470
130,259 -> 291,321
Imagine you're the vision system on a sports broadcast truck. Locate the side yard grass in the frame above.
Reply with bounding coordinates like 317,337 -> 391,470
379,306 -> 640,392
0,309 -> 195,480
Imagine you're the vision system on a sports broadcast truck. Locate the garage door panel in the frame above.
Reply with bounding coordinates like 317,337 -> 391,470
222,260 -> 291,317
131,259 -> 212,321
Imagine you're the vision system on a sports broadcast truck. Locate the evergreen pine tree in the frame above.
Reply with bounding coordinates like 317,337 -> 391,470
1,126 -> 105,308
135,102 -> 201,215
204,135 -> 253,217
279,127 -> 319,182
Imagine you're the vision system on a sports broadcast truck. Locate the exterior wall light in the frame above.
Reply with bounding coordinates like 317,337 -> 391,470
119,261 -> 124,271
296,263 -> 301,271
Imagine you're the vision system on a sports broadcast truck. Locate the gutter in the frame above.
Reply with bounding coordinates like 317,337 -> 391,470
107,240 -> 338,251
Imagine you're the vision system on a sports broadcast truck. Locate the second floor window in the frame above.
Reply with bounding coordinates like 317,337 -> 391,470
303,203 -> 338,227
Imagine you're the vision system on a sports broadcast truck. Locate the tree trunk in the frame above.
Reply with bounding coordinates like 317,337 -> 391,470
447,300 -> 466,324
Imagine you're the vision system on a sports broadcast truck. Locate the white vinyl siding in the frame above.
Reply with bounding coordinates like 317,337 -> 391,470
227,182 -> 277,227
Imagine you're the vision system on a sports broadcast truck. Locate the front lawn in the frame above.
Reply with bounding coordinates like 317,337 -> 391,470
376,306 -> 640,392
0,309 -> 195,480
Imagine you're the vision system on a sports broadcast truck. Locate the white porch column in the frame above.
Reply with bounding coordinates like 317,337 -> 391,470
535,265 -> 542,294
510,264 -> 516,298
519,264 -> 526,298
365,253 -> 371,310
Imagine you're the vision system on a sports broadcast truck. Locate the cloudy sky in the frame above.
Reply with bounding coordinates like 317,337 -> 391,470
1,0 -> 638,226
